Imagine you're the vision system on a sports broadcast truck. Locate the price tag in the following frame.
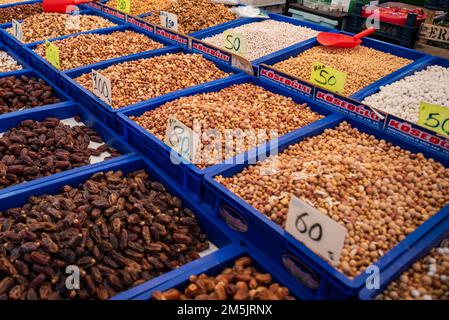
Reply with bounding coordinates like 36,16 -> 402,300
45,41 -> 60,69
418,102 -> 449,137
116,0 -> 131,14
91,70 -> 112,105
231,54 -> 253,75
160,11 -> 178,31
223,31 -> 247,57
310,62 -> 347,94
285,195 -> 347,265
164,117 -> 199,163
12,20 -> 23,41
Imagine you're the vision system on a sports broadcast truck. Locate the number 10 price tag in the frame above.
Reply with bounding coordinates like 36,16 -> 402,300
164,117 -> 199,163
310,62 -> 347,94
91,70 -> 112,106
418,102 -> 449,137
285,195 -> 347,265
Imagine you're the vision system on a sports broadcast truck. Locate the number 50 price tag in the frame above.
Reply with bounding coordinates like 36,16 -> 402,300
116,0 -> 131,14
285,195 -> 347,265
310,62 -> 347,94
223,31 -> 247,57
418,102 -> 449,137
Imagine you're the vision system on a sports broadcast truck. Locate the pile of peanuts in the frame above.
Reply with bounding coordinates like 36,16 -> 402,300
131,83 -> 323,169
0,51 -> 22,73
75,53 -> 230,109
272,46 -> 412,96
216,122 -> 449,278
7,13 -> 116,43
377,238 -> 449,300
153,256 -> 295,300
203,20 -> 320,61
144,0 -> 236,34
0,3 -> 42,25
34,31 -> 164,71
362,65 -> 449,123
106,0 -> 172,15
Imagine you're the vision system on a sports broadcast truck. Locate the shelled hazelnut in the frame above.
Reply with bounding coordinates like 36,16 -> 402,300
0,3 -> 42,25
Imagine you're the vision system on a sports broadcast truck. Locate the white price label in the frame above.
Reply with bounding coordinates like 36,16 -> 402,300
12,20 -> 23,41
160,11 -> 178,31
231,55 -> 253,75
91,70 -> 112,105
164,117 -> 199,163
285,195 -> 347,265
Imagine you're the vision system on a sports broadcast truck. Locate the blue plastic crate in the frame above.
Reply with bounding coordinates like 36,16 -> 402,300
61,46 -> 243,130
203,114 -> 449,299
117,74 -> 336,203
0,102 -> 137,197
22,24 -> 177,89
0,68 -> 73,121
0,155 -> 237,300
122,243 -> 306,300
0,42 -> 30,77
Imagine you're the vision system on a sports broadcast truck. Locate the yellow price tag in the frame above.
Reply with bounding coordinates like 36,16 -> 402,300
223,31 -> 247,57
45,41 -> 60,69
117,0 -> 131,14
310,62 -> 347,94
418,102 -> 449,137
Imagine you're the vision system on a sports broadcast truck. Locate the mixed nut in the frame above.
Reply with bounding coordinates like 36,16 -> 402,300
0,51 -> 22,73
0,169 -> 209,299
153,256 -> 295,300
0,3 -> 42,25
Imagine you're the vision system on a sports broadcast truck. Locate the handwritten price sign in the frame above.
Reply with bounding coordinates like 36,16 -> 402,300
116,0 -> 131,14
310,62 -> 347,94
418,102 -> 449,137
45,41 -> 60,69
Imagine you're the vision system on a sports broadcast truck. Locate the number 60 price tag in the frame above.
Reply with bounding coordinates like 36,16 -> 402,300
285,195 -> 347,265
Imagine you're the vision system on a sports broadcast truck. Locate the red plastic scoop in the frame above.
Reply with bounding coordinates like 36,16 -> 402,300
317,27 -> 376,48
43,0 -> 92,13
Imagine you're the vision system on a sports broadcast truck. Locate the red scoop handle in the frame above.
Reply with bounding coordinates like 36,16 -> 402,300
354,27 -> 376,40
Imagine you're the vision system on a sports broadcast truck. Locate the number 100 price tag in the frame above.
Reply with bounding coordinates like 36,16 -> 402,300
310,62 -> 347,94
418,102 -> 449,137
91,70 -> 112,106
285,195 -> 347,265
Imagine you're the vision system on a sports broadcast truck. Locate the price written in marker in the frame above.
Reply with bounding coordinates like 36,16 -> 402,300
12,19 -> 23,41
91,70 -> 112,105
164,117 -> 199,163
160,11 -> 178,31
223,31 -> 247,57
418,102 -> 449,137
285,195 -> 347,265
45,40 -> 60,69
116,0 -> 131,14
310,62 -> 347,94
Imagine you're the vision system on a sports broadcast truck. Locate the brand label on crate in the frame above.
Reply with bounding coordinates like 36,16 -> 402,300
156,27 -> 189,46
315,90 -> 386,129
128,17 -> 154,33
259,65 -> 315,99
103,7 -> 127,21
285,195 -> 347,265
45,40 -> 60,69
385,114 -> 449,158
84,1 -> 103,11
219,205 -> 248,233
12,20 -> 23,42
418,102 -> 449,137
281,254 -> 320,290
222,31 -> 247,57
419,23 -> 449,44
192,39 -> 231,63
160,11 -> 178,31
92,70 -> 112,105
310,62 -> 347,94
116,0 -> 131,14
164,117 -> 199,163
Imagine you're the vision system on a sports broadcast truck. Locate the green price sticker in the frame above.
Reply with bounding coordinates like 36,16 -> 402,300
223,31 -> 247,57
45,41 -> 60,69
418,102 -> 449,137
310,62 -> 347,94
117,0 -> 131,14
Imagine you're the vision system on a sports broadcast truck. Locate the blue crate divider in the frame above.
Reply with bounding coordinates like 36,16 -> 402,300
61,46 -> 244,130
22,23 -> 177,89
124,243 -> 307,300
203,114 -> 449,299
117,74 -> 337,203
0,102 -> 137,197
0,155 -> 237,299
0,68 -> 74,121
359,217 -> 449,300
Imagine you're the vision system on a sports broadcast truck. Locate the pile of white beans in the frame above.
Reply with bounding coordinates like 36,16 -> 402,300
0,51 -> 22,73
362,65 -> 449,123
202,19 -> 319,61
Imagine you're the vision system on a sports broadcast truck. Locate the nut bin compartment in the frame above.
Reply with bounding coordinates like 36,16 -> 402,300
122,243 -> 303,300
0,156 -> 236,300
23,23 -> 177,89
117,74 -> 336,203
0,102 -> 136,197
0,1 -> 42,26
0,42 -> 29,76
258,34 -> 429,99
0,69 -> 73,120
203,115 -> 449,299
62,46 -> 242,130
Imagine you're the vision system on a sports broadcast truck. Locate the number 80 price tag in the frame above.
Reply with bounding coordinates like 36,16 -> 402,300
418,102 -> 449,137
